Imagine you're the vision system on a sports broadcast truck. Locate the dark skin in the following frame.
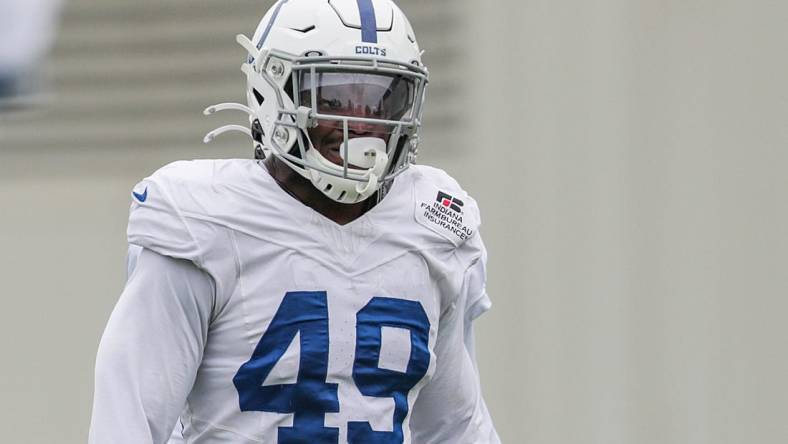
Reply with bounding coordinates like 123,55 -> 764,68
263,117 -> 388,226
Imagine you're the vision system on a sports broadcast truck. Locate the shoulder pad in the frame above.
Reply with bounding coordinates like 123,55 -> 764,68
410,165 -> 481,247
127,160 -> 217,265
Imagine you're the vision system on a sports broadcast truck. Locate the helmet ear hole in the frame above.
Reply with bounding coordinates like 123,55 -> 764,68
252,89 -> 265,105
252,120 -> 265,159
254,145 -> 266,160
251,119 -> 264,143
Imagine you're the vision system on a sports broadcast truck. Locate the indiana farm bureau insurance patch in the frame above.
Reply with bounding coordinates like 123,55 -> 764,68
415,189 -> 476,245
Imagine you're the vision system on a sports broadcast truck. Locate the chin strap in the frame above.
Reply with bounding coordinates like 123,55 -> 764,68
356,172 -> 379,196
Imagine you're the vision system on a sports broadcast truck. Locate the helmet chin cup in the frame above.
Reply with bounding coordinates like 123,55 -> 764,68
305,137 -> 389,204
339,137 -> 386,169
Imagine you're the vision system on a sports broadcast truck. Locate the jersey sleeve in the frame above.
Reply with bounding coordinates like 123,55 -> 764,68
126,160 -> 238,313
409,235 -> 501,443
89,248 -> 214,444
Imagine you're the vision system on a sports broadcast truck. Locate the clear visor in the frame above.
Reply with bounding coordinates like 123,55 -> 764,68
298,70 -> 416,123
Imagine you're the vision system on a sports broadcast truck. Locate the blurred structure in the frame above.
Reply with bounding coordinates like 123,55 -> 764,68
0,0 -> 465,155
0,0 -> 63,109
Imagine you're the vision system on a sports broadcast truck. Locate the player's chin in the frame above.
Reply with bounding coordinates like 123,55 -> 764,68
317,146 -> 340,164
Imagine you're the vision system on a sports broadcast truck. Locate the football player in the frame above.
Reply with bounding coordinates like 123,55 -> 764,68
89,1 -> 501,443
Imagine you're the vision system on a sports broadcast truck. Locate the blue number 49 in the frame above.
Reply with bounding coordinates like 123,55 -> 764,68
233,291 -> 431,444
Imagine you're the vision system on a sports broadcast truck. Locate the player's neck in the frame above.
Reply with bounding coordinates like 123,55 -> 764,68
263,156 -> 376,226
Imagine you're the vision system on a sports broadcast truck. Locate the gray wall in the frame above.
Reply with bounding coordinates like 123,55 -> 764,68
2,0 -> 787,443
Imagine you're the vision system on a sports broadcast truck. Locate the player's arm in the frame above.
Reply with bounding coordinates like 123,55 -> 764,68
409,244 -> 502,444
89,247 -> 213,444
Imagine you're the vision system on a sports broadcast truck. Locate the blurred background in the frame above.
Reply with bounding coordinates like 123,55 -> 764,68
1,0 -> 787,443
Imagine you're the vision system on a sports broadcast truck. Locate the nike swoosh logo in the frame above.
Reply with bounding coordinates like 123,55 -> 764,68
133,187 -> 148,203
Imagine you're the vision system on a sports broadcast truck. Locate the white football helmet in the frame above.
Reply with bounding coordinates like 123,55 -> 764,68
205,0 -> 429,203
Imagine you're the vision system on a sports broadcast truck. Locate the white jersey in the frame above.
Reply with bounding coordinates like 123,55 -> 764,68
90,159 -> 500,444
